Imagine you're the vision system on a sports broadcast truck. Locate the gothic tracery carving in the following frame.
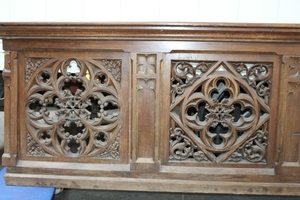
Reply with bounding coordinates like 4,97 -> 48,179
26,58 -> 122,159
170,61 -> 271,164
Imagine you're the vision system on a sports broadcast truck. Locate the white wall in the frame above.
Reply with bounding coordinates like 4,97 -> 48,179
0,0 -> 300,69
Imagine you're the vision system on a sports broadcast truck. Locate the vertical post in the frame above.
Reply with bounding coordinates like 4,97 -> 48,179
130,53 -> 161,172
2,51 -> 18,166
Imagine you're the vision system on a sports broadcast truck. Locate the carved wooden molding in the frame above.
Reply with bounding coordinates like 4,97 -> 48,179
1,23 -> 300,42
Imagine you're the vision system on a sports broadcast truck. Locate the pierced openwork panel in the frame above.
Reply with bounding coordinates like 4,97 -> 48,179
25,57 -> 123,159
169,56 -> 272,164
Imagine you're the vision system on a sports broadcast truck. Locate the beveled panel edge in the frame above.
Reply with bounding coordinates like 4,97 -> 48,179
0,22 -> 300,42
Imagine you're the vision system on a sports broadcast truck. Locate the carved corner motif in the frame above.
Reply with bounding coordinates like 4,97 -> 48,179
137,54 -> 156,74
170,61 -> 216,104
102,59 -> 122,82
95,131 -> 121,159
25,58 -> 51,83
230,62 -> 272,105
169,125 -> 209,162
227,123 -> 268,163
27,134 -> 46,156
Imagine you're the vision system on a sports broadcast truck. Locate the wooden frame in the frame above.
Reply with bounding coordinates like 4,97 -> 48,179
1,23 -> 300,195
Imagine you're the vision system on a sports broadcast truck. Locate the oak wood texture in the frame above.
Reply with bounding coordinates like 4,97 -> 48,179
1,23 -> 300,195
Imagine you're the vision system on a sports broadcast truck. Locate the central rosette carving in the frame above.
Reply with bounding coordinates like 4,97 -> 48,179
205,99 -> 234,128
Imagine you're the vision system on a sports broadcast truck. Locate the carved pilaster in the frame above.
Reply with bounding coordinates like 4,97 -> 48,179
131,53 -> 162,172
280,56 -> 300,166
2,51 -> 18,166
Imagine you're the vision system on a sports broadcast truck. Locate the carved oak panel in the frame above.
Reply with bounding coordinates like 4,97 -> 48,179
20,52 -> 130,163
163,53 -> 279,167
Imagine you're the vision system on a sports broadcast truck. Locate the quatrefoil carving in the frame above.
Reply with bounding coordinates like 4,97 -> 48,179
170,62 -> 271,163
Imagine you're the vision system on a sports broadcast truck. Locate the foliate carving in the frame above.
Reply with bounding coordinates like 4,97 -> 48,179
25,58 -> 51,83
26,58 -> 122,158
205,98 -> 234,129
230,62 -> 272,104
27,134 -> 45,156
171,61 -> 216,104
170,61 -> 271,164
102,60 -> 121,81
137,54 -> 156,74
227,123 -> 268,163
169,126 -> 209,162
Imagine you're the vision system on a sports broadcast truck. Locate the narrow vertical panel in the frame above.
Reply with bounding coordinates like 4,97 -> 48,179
136,79 -> 156,159
131,53 -> 160,171
284,82 -> 300,162
2,51 -> 18,166
276,55 -> 300,176
281,56 -> 300,163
